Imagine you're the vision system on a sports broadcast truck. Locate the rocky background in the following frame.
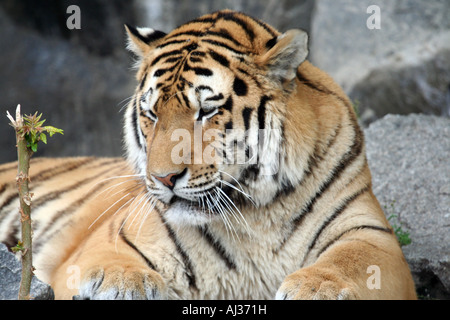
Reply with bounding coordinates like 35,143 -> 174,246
0,0 -> 448,299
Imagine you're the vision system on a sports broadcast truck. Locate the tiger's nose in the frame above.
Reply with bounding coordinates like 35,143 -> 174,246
152,169 -> 187,190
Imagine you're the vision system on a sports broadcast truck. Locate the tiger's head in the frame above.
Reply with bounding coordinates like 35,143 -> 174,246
123,10 -> 308,226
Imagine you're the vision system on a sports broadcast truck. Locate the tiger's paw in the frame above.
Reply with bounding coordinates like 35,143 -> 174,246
275,267 -> 357,300
73,265 -> 166,300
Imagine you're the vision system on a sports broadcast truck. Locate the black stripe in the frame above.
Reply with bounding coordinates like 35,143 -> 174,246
2,223 -> 19,251
297,122 -> 364,220
189,57 -> 202,63
325,123 -> 342,150
274,178 -> 296,198
296,71 -> 353,110
157,39 -> 188,49
31,159 -> 121,208
168,56 -> 184,64
191,51 -> 206,57
233,77 -> 248,96
32,162 -> 125,253
265,37 -> 277,50
139,73 -> 147,90
150,49 -> 183,66
306,186 -> 370,256
201,39 -> 246,55
165,30 -> 204,40
32,158 -> 96,183
296,70 -> 324,93
257,96 -> 270,130
220,96 -> 233,113
205,93 -> 224,102
181,92 -> 191,109
0,183 -> 6,195
216,11 -> 255,41
0,159 -> 44,175
0,158 -> 96,224
120,228 -> 157,270
317,225 -> 393,257
277,118 -> 364,251
163,219 -> 197,289
209,50 -> 230,68
206,30 -> 244,48
242,107 -> 253,131
225,120 -> 233,131
199,226 -> 237,270
132,99 -> 143,149
153,205 -> 197,289
239,165 -> 260,184
193,67 -> 213,77
154,66 -> 176,77
290,123 -> 341,200
182,14 -> 245,47
301,144 -> 321,180
0,162 -> 19,175
245,14 -> 278,37
152,42 -> 204,67
173,93 -> 183,107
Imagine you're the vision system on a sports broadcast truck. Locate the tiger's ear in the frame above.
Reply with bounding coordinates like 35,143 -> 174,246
124,24 -> 166,58
257,29 -> 308,82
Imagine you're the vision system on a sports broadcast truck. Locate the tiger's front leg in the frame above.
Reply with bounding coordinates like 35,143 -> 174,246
73,261 -> 165,300
51,217 -> 167,300
276,229 -> 416,300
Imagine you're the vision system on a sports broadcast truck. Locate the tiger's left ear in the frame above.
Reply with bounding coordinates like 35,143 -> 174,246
124,24 -> 167,58
257,29 -> 308,82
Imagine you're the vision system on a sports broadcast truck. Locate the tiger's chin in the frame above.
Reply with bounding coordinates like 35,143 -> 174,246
164,196 -> 218,227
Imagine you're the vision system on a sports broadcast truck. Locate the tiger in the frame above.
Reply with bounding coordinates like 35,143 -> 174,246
0,10 -> 416,300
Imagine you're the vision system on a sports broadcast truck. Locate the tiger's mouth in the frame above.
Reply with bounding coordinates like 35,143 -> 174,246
168,186 -> 230,214
162,185 -> 252,230
168,195 -> 203,211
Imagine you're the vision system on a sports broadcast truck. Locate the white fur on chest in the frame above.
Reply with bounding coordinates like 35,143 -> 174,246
157,212 -> 304,299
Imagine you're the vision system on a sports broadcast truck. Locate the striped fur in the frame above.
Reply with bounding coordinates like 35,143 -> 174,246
0,10 -> 416,299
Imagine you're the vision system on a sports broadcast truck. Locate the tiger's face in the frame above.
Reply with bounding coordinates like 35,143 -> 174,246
124,11 -> 308,226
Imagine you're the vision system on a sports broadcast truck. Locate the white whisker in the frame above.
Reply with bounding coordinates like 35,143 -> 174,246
118,95 -> 136,112
135,195 -> 158,241
89,174 -> 145,196
88,193 -> 133,229
219,179 -> 256,206
218,170 -> 256,206
217,187 -> 253,238
100,180 -> 143,199
128,193 -> 153,230
114,192 -> 148,252
207,189 -> 239,241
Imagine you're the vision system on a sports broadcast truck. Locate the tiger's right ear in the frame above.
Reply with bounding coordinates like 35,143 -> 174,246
124,24 -> 166,58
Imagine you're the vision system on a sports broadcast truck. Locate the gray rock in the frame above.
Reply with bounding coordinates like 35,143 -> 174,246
0,5 -> 135,164
364,114 -> 450,299
0,243 -> 54,300
310,0 -> 450,124
133,0 -> 314,34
